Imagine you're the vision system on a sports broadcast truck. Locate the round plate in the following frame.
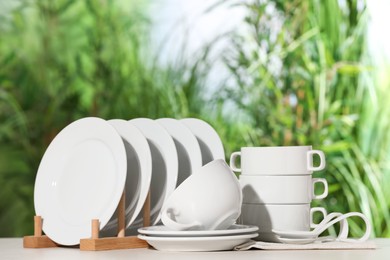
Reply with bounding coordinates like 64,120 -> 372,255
156,118 -> 202,186
138,224 -> 259,237
34,117 -> 127,245
101,119 -> 152,235
129,118 -> 178,225
137,233 -> 258,251
180,118 -> 225,165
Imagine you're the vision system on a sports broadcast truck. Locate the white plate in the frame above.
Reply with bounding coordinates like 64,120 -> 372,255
101,119 -> 152,236
34,117 -> 127,245
156,118 -> 202,186
180,118 -> 225,165
138,224 -> 259,237
129,118 -> 178,225
138,233 -> 258,251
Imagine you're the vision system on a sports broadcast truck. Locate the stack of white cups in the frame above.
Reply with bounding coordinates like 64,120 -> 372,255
230,146 -> 328,242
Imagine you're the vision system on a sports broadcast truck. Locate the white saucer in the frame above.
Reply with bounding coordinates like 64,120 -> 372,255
138,233 -> 258,251
138,224 -> 259,237
180,118 -> 225,165
34,117 -> 127,245
101,119 -> 152,235
156,118 -> 202,186
129,118 -> 178,225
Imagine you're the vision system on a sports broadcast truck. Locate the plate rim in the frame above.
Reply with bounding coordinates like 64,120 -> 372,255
128,118 -> 178,225
137,232 -> 258,241
104,119 -> 152,231
180,118 -> 225,162
138,224 -> 259,237
156,118 -> 202,185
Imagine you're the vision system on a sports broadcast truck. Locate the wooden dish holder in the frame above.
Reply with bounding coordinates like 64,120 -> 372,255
23,189 -> 150,251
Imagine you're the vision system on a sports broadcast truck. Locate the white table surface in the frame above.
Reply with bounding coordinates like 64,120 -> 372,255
1,238 -> 389,260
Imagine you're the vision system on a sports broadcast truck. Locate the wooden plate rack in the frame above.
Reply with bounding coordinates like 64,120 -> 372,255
23,189 -> 150,251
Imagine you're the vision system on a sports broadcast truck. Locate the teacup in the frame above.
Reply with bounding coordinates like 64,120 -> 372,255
230,146 -> 326,175
161,159 -> 242,231
240,203 -> 327,237
240,175 -> 328,204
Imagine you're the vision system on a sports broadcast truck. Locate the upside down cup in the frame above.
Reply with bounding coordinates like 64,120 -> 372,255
161,159 -> 242,231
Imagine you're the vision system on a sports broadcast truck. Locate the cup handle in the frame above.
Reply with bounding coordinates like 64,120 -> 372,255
229,152 -> 242,172
161,207 -> 202,231
307,150 -> 326,171
312,178 -> 328,199
310,207 -> 327,228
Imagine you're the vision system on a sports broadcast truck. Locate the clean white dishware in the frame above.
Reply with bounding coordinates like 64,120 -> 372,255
137,233 -> 258,251
230,146 -> 325,175
156,118 -> 202,186
239,175 -> 328,204
240,204 -> 327,234
161,159 -> 242,231
129,118 -> 178,225
34,117 -> 127,246
272,212 -> 347,238
273,212 -> 371,243
101,119 -> 152,236
180,118 -> 225,165
137,224 -> 258,237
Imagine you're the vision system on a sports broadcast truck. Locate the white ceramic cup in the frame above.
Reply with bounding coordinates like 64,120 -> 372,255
230,146 -> 326,175
161,159 -> 242,231
240,175 -> 328,204
240,203 -> 327,235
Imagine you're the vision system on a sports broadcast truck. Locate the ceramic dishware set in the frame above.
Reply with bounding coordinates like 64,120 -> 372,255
138,159 -> 259,251
230,146 -> 371,243
30,116 -> 371,251
32,117 -> 225,246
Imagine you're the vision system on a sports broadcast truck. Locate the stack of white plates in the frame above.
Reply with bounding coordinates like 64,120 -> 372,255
33,117 -> 225,246
137,224 -> 259,251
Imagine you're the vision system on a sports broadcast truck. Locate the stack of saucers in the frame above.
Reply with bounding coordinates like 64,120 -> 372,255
33,117 -> 225,246
138,224 -> 258,252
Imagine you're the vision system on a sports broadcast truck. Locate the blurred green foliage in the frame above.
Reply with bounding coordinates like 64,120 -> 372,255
1,0 -> 389,238
0,0 -> 215,236
223,0 -> 390,237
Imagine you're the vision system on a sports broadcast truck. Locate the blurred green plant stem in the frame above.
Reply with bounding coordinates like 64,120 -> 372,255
223,0 -> 390,237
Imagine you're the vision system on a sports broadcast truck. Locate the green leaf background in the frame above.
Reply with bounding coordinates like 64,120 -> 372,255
1,0 -> 389,238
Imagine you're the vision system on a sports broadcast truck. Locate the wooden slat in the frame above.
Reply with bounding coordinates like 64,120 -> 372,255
91,219 -> 99,239
34,216 -> 42,237
143,190 -> 151,227
23,235 -> 58,248
117,191 -> 125,237
80,236 -> 148,251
